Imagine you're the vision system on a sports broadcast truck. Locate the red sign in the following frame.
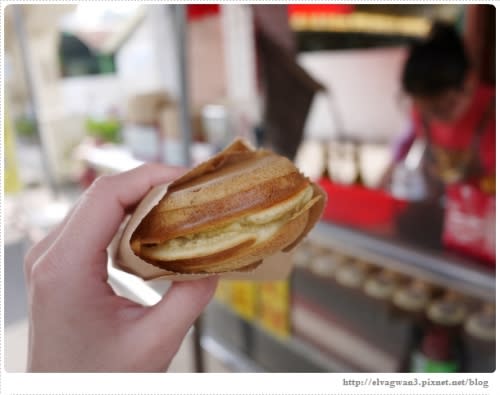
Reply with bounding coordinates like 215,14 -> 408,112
187,5 -> 220,21
443,183 -> 495,266
288,4 -> 355,16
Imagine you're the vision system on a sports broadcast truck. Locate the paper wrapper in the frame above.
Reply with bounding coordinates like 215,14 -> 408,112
113,140 -> 326,281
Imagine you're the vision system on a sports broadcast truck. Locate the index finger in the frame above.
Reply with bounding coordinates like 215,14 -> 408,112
52,163 -> 185,264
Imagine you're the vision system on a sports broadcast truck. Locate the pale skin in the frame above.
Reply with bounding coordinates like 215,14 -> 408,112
24,164 -> 218,372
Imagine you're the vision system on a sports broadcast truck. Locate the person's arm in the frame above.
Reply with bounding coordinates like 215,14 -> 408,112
25,164 -> 218,372
378,120 -> 417,189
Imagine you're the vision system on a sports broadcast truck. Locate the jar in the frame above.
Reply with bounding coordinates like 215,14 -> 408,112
463,303 -> 495,372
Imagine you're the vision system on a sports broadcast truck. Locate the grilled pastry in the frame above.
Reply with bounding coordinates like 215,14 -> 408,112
130,140 -> 325,273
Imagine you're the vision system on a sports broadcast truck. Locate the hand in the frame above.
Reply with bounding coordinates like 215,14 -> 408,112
376,162 -> 396,190
24,164 -> 218,372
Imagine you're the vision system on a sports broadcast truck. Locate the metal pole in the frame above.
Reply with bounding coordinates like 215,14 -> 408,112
12,5 -> 59,196
172,4 -> 192,167
170,4 -> 202,372
193,315 -> 204,373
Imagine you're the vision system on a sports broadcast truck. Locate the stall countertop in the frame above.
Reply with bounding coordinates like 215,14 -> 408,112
310,221 -> 495,301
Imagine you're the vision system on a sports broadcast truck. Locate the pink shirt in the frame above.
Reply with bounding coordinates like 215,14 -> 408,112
394,84 -> 495,175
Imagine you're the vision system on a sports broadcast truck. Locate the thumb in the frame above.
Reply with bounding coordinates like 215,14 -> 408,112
140,276 -> 218,347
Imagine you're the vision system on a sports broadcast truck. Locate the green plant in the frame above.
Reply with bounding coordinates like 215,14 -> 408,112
85,117 -> 122,143
14,116 -> 37,138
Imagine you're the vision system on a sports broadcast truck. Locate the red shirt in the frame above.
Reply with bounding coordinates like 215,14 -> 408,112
412,84 -> 496,175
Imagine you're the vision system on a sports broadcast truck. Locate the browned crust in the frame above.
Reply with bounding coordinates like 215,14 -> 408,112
138,211 -> 309,273
283,183 -> 327,252
235,260 -> 263,272
130,144 -> 311,249
167,139 -> 255,187
131,171 -> 309,245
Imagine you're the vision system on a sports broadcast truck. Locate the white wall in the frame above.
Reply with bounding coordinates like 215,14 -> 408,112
116,5 -> 229,110
300,47 -> 409,142
60,75 -> 123,117
115,9 -> 172,98
221,4 -> 259,141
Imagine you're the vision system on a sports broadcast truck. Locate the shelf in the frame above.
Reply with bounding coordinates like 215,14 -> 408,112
309,221 -> 495,301
204,301 -> 353,372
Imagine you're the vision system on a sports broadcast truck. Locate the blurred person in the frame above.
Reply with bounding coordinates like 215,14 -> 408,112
382,22 -> 495,193
24,164 -> 218,372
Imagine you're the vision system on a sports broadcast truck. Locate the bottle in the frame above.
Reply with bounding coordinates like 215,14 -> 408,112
364,270 -> 399,301
310,250 -> 342,278
392,280 -> 433,372
393,280 -> 432,315
352,142 -> 364,186
410,291 -> 467,373
321,141 -> 331,180
426,292 -> 467,327
334,258 -> 369,288
362,270 -> 401,350
463,303 -> 496,372
328,141 -> 357,185
329,258 -> 372,326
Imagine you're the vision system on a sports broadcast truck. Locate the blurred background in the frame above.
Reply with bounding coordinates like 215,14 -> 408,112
3,3 -> 495,373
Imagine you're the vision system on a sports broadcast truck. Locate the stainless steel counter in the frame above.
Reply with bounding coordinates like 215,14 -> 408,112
310,221 -> 495,301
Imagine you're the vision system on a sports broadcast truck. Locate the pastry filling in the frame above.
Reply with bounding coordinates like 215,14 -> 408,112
141,185 -> 315,260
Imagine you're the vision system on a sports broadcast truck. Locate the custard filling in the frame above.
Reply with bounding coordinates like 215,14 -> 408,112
142,185 -> 315,260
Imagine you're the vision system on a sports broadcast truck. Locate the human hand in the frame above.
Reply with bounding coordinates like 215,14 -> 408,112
24,164 -> 218,372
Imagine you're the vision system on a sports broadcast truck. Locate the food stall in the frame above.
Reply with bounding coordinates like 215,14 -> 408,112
5,3 -> 495,374
76,4 -> 495,374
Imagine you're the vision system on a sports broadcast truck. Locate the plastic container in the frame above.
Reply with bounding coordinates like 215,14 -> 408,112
318,178 -> 408,229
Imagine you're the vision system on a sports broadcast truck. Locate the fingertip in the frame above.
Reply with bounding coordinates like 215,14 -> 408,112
140,276 -> 219,345
134,163 -> 187,183
153,276 -> 219,322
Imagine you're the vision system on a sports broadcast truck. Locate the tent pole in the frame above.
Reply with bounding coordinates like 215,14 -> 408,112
12,5 -> 59,196
172,4 -> 192,167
